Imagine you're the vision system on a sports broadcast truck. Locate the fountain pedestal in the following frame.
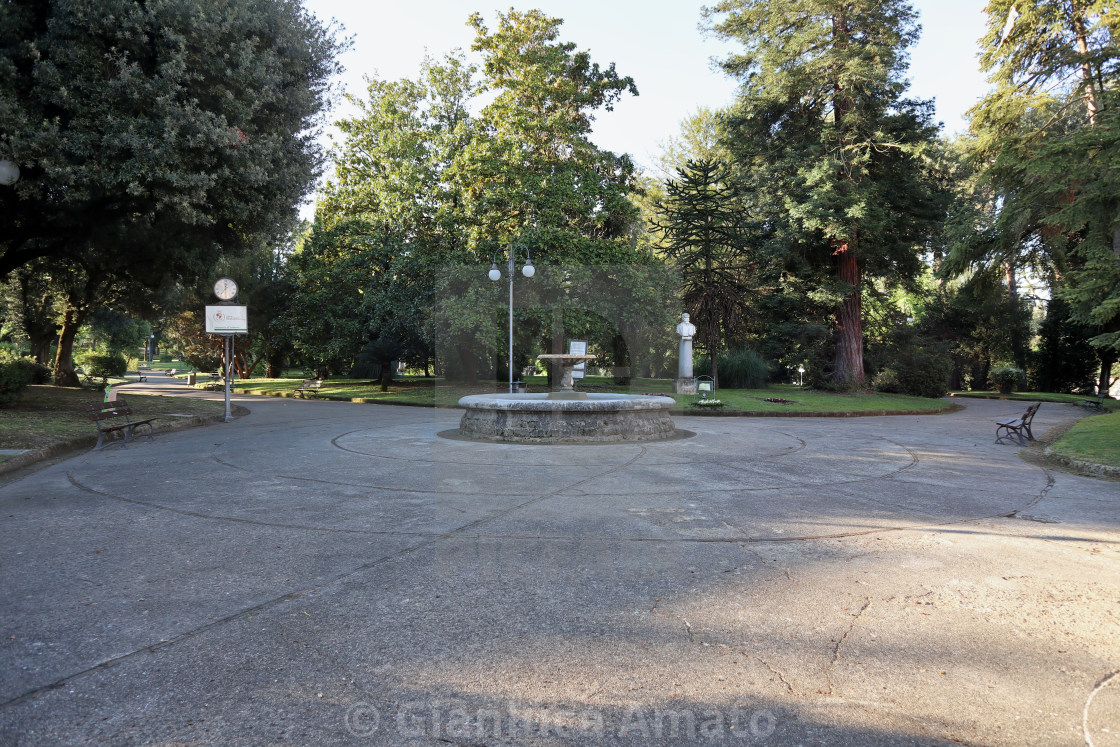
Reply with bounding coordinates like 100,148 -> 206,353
536,353 -> 596,399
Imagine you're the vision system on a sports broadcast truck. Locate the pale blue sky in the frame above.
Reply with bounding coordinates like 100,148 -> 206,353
303,0 -> 990,187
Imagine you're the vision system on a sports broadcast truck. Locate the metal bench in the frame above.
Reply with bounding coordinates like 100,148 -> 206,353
84,396 -> 157,450
995,402 -> 1040,445
294,379 -> 323,399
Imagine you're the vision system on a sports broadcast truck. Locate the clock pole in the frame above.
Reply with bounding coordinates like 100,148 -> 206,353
211,277 -> 241,421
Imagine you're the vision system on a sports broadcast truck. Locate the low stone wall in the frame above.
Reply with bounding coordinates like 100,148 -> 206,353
458,393 -> 676,444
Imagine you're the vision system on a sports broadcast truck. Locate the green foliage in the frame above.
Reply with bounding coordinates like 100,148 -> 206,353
989,364 -> 1027,394
1,0 -> 344,388
159,353 -> 173,363
872,336 -> 952,399
708,0 -> 944,386
282,219 -> 387,379
76,351 -> 128,383
312,11 -> 670,383
916,272 -> 1034,390
1,0 -> 344,276
0,349 -> 47,405
696,349 -> 770,389
86,308 -> 149,354
350,336 -> 403,391
967,0 -> 1120,357
1031,299 -> 1100,393
654,159 -> 760,387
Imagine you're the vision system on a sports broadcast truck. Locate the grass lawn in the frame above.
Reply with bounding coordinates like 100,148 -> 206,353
1050,411 -> 1120,468
218,376 -> 950,415
0,385 -> 226,451
950,390 -> 1120,412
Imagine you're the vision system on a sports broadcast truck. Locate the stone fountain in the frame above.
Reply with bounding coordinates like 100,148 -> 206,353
457,353 -> 676,444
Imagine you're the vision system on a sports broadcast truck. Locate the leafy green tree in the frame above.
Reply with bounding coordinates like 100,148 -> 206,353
656,107 -> 728,180
970,0 -> 1118,393
319,54 -> 475,371
281,219 -> 386,379
708,0 -> 942,388
316,12 -> 666,382
1,0 -> 342,383
1032,298 -> 1100,392
2,261 -> 62,364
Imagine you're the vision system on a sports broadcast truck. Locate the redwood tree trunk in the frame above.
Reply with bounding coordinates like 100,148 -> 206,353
53,309 -> 84,388
833,243 -> 865,387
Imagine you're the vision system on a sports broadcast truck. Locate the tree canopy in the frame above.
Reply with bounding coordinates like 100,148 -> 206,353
0,0 -> 342,383
708,0 -> 943,386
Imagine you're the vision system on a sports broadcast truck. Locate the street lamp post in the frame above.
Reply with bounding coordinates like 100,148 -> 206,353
489,243 -> 535,393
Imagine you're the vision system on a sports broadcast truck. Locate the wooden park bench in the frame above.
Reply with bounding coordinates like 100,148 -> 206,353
84,396 -> 157,450
293,379 -> 323,399
995,402 -> 1040,445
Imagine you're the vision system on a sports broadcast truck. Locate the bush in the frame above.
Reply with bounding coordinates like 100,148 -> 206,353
872,339 -> 952,399
696,349 -> 770,389
159,353 -> 172,363
76,351 -> 128,383
0,351 -> 39,406
989,364 -> 1026,395
21,359 -> 52,384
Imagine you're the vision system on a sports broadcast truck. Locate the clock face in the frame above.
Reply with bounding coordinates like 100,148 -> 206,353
214,277 -> 238,300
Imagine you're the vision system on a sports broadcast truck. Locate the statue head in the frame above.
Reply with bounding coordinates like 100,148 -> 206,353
681,313 -> 690,322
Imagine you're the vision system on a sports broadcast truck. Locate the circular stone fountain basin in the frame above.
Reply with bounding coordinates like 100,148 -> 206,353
457,392 -> 676,444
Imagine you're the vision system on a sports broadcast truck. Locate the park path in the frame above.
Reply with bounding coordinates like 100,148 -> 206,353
0,386 -> 1117,745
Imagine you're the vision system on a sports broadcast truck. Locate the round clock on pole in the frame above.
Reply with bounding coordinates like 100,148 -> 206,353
213,277 -> 238,301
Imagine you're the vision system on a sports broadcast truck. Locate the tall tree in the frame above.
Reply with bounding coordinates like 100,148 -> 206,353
708,0 -> 941,387
654,159 -> 752,388
460,10 -> 642,261
970,0 -> 1119,393
1,0 -> 342,383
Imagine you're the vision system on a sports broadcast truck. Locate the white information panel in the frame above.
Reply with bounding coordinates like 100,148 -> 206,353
205,305 -> 248,334
569,339 -> 587,380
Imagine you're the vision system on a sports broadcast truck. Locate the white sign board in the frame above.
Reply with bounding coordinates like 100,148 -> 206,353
569,340 -> 587,380
205,305 -> 248,334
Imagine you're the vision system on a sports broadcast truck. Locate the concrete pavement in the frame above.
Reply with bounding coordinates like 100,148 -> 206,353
0,384 -> 1117,745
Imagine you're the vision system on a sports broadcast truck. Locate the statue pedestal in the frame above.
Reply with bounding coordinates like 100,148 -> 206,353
674,377 -> 697,394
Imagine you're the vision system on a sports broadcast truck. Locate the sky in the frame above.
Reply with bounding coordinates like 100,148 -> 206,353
300,0 -> 992,211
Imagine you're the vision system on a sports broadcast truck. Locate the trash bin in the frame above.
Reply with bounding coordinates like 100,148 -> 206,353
512,380 -> 525,393
186,372 -> 196,386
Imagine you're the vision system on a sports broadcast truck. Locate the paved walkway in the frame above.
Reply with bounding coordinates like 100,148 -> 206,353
1,383 -> 1117,745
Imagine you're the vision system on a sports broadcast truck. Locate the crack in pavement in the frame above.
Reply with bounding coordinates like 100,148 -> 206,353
824,597 -> 873,696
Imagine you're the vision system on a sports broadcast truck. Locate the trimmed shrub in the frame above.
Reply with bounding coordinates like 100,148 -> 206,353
76,351 -> 128,382
696,349 -> 770,389
0,352 -> 38,406
159,353 -> 172,363
872,340 -> 952,399
989,364 -> 1026,395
